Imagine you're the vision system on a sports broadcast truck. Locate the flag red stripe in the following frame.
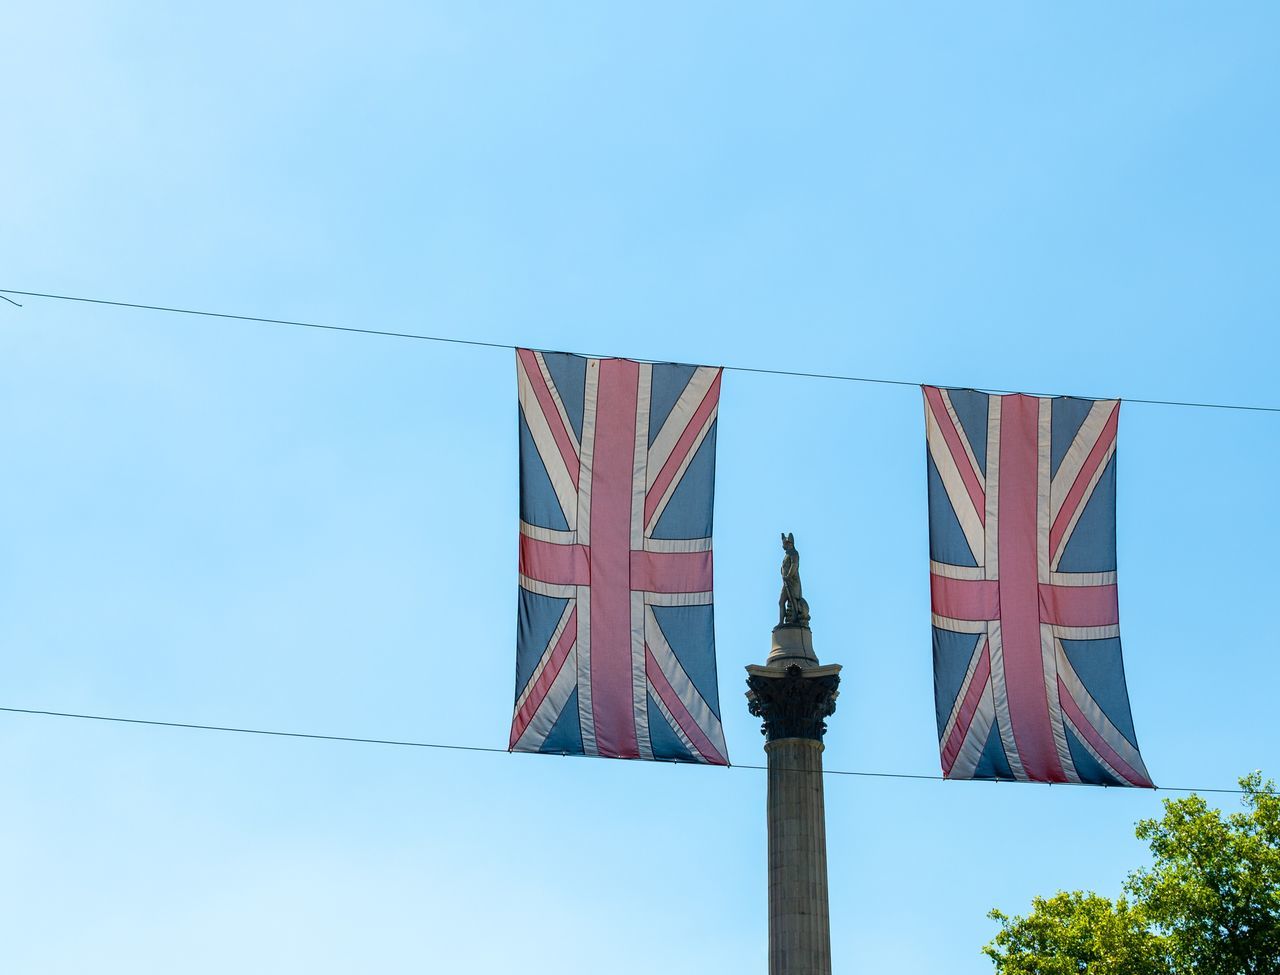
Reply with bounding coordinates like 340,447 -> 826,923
588,358 -> 641,760
630,550 -> 713,594
1057,676 -> 1152,788
643,370 -> 721,529
1048,403 -> 1118,563
925,385 -> 985,527
645,645 -> 727,766
517,348 -> 580,491
930,575 -> 999,621
941,639 -> 991,775
998,395 -> 1067,783
519,536 -> 590,586
508,606 -> 577,748
1039,583 -> 1119,628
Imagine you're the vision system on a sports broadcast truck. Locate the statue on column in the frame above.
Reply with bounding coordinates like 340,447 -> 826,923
778,532 -> 811,628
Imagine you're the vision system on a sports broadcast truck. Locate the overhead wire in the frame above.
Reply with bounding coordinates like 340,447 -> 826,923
3,287 -> 1278,414
0,706 -> 1261,796
0,288 -> 1273,797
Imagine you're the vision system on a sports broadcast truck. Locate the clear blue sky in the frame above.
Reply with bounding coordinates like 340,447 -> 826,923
2,4 -> 1278,972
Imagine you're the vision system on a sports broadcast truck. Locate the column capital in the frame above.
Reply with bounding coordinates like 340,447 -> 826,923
745,663 -> 841,743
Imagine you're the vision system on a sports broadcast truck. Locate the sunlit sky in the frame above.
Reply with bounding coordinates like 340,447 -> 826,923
3,4 -> 1278,973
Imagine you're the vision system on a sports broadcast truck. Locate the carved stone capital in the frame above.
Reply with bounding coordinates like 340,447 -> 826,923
745,664 -> 841,742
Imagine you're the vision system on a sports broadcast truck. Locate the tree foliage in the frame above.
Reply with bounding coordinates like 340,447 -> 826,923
984,892 -> 1166,974
984,773 -> 1280,975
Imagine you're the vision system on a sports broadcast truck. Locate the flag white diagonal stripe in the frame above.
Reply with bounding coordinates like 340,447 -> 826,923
1050,400 -> 1116,516
513,645 -> 578,753
986,623 -> 1028,780
946,682 -> 997,780
1054,639 -> 1150,780
513,601 -> 575,717
646,403 -> 717,535
939,635 -> 989,751
518,354 -> 579,530
645,605 -> 728,761
647,683 -> 701,762
1050,435 -> 1118,571
925,393 -> 986,566
646,366 -> 720,489
941,389 -> 986,495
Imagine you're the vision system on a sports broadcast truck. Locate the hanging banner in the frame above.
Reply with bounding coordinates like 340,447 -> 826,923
510,349 -> 728,765
924,386 -> 1153,787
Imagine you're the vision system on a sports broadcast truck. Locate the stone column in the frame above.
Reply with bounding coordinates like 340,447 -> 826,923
746,626 -> 841,975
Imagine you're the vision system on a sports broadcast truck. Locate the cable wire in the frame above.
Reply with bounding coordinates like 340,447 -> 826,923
0,290 -> 1272,796
0,705 -> 1259,796
3,288 -> 1278,414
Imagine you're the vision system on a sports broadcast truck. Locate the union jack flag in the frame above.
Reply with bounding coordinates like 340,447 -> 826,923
924,386 -> 1153,787
510,349 -> 729,765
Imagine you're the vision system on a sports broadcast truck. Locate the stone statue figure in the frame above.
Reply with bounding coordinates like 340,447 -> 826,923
778,532 -> 811,628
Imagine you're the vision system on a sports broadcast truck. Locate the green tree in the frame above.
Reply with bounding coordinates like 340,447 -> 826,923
984,891 -> 1167,974
984,773 -> 1279,975
1128,771 -> 1280,974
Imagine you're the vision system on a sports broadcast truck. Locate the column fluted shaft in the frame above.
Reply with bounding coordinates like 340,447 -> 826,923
766,737 -> 831,975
